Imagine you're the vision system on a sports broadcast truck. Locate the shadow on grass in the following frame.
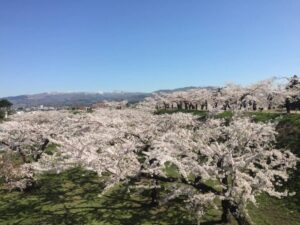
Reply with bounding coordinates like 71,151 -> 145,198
0,167 -> 215,225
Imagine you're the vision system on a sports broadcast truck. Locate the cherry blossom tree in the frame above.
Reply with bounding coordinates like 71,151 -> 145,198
0,107 -> 298,225
285,75 -> 300,112
141,116 -> 298,224
0,111 -> 69,190
138,76 -> 300,113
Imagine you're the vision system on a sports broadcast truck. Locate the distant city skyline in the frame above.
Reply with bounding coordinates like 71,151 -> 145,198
1,0 -> 300,97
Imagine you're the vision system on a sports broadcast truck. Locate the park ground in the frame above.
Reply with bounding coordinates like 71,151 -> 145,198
0,111 -> 299,225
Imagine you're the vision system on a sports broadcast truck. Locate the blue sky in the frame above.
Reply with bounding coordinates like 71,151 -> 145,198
0,0 -> 299,97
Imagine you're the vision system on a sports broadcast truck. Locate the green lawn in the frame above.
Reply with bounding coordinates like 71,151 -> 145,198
1,167 -> 299,225
0,111 -> 299,225
0,168 -> 205,225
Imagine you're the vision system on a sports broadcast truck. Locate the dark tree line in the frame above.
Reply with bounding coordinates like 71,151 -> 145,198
0,99 -> 13,119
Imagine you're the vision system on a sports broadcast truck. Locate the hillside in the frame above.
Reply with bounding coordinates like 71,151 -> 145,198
2,92 -> 151,108
0,87 -> 213,108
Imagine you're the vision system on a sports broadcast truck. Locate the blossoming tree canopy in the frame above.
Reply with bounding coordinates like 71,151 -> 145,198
138,116 -> 298,223
140,75 -> 300,112
0,106 -> 298,224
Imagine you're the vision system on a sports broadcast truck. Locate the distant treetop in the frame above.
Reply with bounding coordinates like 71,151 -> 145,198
0,99 -> 13,108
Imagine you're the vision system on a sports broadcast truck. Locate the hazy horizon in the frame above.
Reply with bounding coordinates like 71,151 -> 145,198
0,84 -> 212,98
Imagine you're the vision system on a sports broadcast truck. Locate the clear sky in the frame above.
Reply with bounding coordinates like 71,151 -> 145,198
0,0 -> 299,97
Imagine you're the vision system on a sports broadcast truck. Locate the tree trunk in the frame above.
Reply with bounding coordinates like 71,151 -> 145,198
233,214 -> 252,225
150,180 -> 159,207
286,98 -> 291,114
18,149 -> 29,163
221,200 -> 234,224
221,174 -> 233,224
230,204 -> 252,225
177,102 -> 182,110
221,200 -> 252,225
34,139 -> 50,161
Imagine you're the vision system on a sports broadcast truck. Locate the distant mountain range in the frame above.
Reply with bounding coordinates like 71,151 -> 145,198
154,86 -> 216,93
1,86 -> 216,108
2,92 -> 151,108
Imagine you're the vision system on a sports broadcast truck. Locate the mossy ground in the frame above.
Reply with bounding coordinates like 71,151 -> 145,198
0,111 -> 299,225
